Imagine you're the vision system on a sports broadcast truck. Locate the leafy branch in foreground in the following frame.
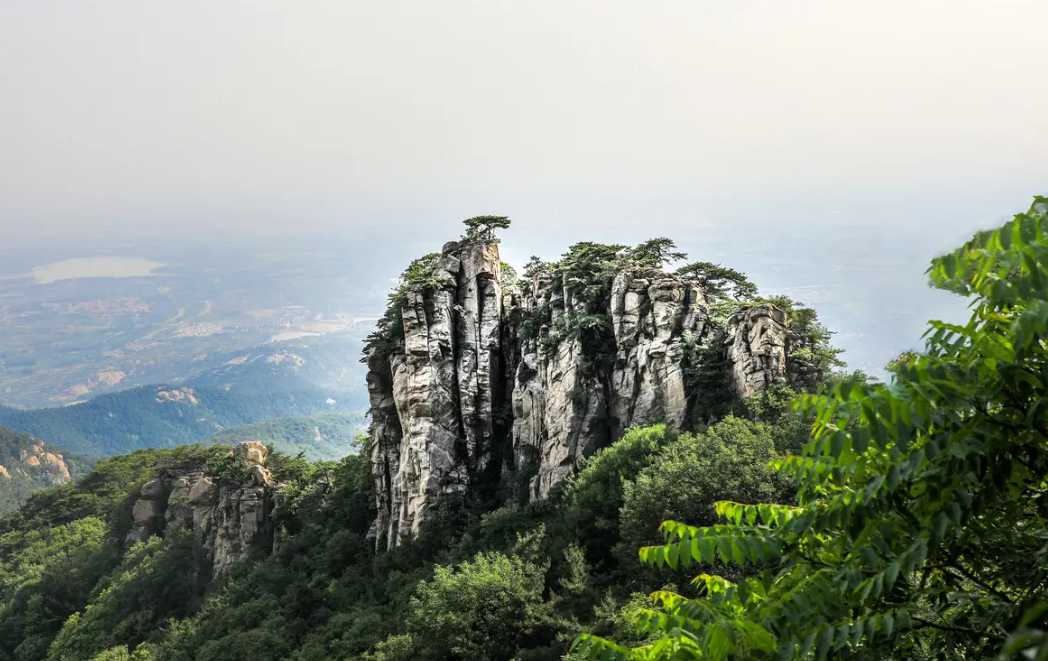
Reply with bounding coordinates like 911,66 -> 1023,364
574,196 -> 1048,661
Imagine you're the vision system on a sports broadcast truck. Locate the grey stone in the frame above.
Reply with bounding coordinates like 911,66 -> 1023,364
366,241 -> 799,547
123,448 -> 277,577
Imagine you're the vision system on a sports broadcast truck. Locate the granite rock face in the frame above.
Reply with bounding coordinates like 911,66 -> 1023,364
370,240 -> 505,547
125,441 -> 277,577
725,304 -> 790,399
0,440 -> 72,488
366,240 -> 797,546
509,268 -> 607,500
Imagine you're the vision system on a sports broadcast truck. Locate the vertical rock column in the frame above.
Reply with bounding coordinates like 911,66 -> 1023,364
725,304 -> 790,398
608,272 -> 709,442
510,272 -> 608,499
454,241 -> 504,476
367,350 -> 402,547
369,240 -> 505,547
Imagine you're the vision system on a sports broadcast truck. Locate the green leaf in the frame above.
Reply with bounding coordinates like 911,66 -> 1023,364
816,626 -> 834,660
884,561 -> 899,590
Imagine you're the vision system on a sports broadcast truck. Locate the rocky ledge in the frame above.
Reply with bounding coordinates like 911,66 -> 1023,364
126,441 -> 278,576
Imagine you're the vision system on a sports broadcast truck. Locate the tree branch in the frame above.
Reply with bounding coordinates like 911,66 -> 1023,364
913,616 -> 1004,642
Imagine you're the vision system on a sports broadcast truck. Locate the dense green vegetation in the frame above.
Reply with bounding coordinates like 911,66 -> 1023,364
0,384 -> 345,458
576,196 -> 1048,660
0,414 -> 802,661
203,413 -> 366,461
2,199 -> 1045,660
0,445 -> 222,661
0,427 -> 94,514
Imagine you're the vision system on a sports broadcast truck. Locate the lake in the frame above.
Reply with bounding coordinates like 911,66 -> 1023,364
29,257 -> 168,284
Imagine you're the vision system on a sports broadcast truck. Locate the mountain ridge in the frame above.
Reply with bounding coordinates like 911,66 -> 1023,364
0,383 -> 350,457
365,236 -> 840,547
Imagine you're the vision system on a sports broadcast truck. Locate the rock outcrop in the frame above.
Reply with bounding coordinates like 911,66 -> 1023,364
125,441 -> 277,576
726,304 -> 790,399
0,436 -> 75,513
366,239 -> 798,547
370,240 -> 505,546
508,269 -> 714,500
0,441 -> 72,485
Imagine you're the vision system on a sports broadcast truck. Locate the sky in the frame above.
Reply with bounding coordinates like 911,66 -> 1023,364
1,0 -> 1046,242
1,1 -> 1047,376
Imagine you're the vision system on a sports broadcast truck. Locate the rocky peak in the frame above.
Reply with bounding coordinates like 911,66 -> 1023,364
0,439 -> 72,485
366,239 -> 804,548
369,238 -> 505,547
126,440 -> 278,577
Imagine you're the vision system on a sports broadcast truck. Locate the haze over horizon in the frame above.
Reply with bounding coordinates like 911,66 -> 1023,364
2,1 -> 1047,379
2,0 -> 1046,242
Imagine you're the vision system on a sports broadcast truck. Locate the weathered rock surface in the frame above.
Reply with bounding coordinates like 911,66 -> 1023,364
125,440 -> 277,577
508,269 -> 611,501
366,240 -> 798,546
607,272 -> 709,444
0,441 -> 73,485
726,304 -> 790,399
371,240 -> 504,547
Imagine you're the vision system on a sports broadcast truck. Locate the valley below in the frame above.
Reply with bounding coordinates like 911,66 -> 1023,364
0,237 -> 387,409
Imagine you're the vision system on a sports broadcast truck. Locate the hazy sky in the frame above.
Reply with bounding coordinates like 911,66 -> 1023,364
1,0 -> 1046,240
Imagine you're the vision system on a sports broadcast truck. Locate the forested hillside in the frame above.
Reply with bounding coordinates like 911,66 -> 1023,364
0,426 -> 93,513
1,200 -> 1047,661
203,412 -> 366,461
0,384 -> 348,457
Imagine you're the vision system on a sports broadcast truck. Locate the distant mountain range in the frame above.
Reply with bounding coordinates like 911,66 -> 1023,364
202,412 -> 365,462
0,383 -> 352,458
186,334 -> 367,407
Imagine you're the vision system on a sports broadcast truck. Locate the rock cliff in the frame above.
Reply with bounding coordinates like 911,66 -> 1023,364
0,429 -> 79,513
366,239 -> 804,547
3,440 -> 73,484
126,441 -> 277,576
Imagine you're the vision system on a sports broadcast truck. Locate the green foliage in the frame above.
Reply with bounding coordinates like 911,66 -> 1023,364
462,215 -> 512,241
538,241 -> 629,367
46,531 -> 209,661
617,418 -> 794,570
398,545 -> 553,661
85,647 -> 150,661
575,196 -> 1048,661
564,425 -> 676,576
786,304 -> 845,381
681,327 -> 736,425
86,648 -> 130,661
676,262 -> 758,302
0,517 -> 113,661
629,239 -> 687,270
886,349 -> 919,374
523,255 -> 547,280
501,261 -> 519,290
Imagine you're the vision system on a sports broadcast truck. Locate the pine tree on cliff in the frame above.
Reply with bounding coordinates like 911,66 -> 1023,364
630,237 -> 687,269
462,215 -> 512,241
